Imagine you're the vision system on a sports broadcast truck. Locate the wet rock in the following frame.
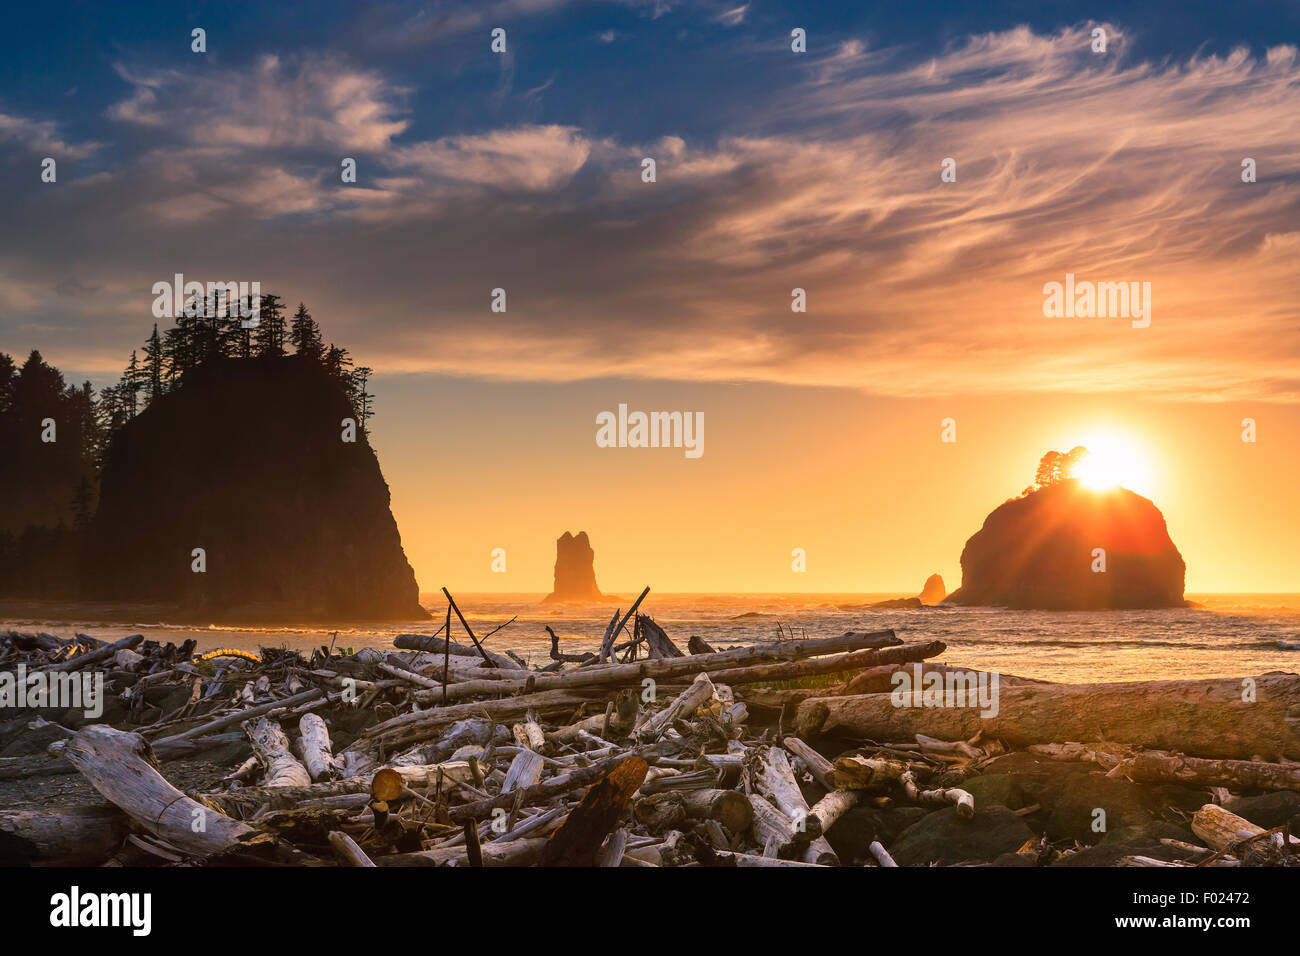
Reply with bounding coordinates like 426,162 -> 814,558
889,805 -> 1035,866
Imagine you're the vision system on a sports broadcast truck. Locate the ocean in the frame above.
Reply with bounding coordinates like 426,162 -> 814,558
4,593 -> 1299,684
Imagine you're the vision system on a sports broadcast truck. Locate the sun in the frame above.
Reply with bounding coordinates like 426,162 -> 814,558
1071,432 -> 1153,495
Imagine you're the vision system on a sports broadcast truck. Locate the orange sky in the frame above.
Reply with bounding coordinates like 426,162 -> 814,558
376,379 -> 1300,595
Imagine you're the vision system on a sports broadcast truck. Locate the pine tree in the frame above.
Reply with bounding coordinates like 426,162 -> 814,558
349,366 -> 374,436
121,350 -> 142,418
254,293 -> 287,358
0,352 -> 15,413
142,324 -> 164,404
290,303 -> 324,361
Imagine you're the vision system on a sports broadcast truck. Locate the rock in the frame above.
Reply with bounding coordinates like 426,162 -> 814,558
1223,791 -> 1300,829
919,574 -> 947,605
946,480 -> 1186,609
889,805 -> 1035,866
867,596 -> 922,610
542,531 -> 603,603
1052,821 -> 1198,867
960,752 -> 1211,844
83,357 -> 427,621
821,806 -> 927,862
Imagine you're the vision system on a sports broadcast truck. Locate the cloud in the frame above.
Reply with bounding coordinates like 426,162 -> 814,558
0,110 -> 99,159
109,56 -> 410,152
4,23 -> 1300,404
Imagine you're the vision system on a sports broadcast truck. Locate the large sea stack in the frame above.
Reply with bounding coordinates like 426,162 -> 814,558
946,480 -> 1186,610
542,531 -> 603,603
83,356 -> 427,621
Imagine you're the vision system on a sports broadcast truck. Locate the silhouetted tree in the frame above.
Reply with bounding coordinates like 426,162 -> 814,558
254,293 -> 288,358
142,324 -> 165,404
1032,446 -> 1092,491
350,366 -> 373,435
290,302 -> 324,360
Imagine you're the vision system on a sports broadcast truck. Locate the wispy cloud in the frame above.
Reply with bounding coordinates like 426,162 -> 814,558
3,24 -> 1299,402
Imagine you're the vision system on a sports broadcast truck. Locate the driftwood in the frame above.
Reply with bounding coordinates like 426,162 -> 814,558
35,634 -> 143,673
296,713 -> 338,781
797,674 -> 1300,761
0,805 -> 129,865
1117,751 -> 1300,792
63,726 -> 260,857
540,756 -> 649,866
246,717 -> 312,787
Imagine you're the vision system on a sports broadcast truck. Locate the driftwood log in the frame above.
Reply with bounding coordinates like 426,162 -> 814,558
0,805 -> 129,865
797,675 -> 1300,761
63,726 -> 260,857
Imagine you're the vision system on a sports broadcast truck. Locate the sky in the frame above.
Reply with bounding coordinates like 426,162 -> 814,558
2,1 -> 1299,594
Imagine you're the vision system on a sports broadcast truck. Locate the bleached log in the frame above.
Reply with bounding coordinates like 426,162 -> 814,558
1119,751 -> 1300,793
751,746 -> 820,838
512,714 -> 546,752
63,726 -> 257,857
798,674 -> 1300,761
246,717 -> 311,788
782,736 -> 836,791
868,841 -> 898,867
806,789 -> 861,834
1190,804 -> 1269,852
376,837 -> 548,867
900,770 -> 974,819
637,672 -> 716,738
502,750 -> 545,793
831,755 -> 909,790
327,830 -> 376,867
296,713 -> 339,781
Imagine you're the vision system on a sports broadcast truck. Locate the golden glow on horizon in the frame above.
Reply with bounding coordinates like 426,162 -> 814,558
1074,431 -> 1154,496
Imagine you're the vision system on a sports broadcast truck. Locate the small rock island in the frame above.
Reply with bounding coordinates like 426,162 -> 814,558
946,476 -> 1186,610
542,531 -> 604,603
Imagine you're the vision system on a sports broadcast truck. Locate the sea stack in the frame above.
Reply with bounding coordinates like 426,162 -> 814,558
83,356 -> 428,621
543,531 -> 603,603
919,574 -> 947,605
946,481 -> 1186,610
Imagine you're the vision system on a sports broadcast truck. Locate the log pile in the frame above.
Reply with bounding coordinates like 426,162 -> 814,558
3,601 -> 1299,868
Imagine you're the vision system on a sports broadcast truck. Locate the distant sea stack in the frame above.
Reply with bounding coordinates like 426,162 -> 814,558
919,574 -> 947,605
946,481 -> 1186,610
542,531 -> 603,603
868,574 -> 947,610
84,357 -> 428,621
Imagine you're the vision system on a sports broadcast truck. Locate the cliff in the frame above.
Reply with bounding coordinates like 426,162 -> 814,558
946,480 -> 1186,610
82,356 -> 427,621
542,531 -> 603,603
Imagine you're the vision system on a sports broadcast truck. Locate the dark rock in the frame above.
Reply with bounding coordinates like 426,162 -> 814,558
0,719 -> 70,757
1053,821 -> 1197,866
1225,791 -> 1300,829
960,752 -> 1210,844
542,531 -> 603,603
946,480 -> 1186,609
867,596 -> 922,610
889,805 -> 1035,866
823,806 -> 927,862
83,357 -> 427,621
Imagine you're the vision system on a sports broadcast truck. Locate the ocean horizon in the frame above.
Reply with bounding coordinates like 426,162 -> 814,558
4,591 -> 1297,684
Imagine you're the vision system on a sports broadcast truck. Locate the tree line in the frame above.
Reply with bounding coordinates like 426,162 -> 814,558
96,293 -> 373,436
